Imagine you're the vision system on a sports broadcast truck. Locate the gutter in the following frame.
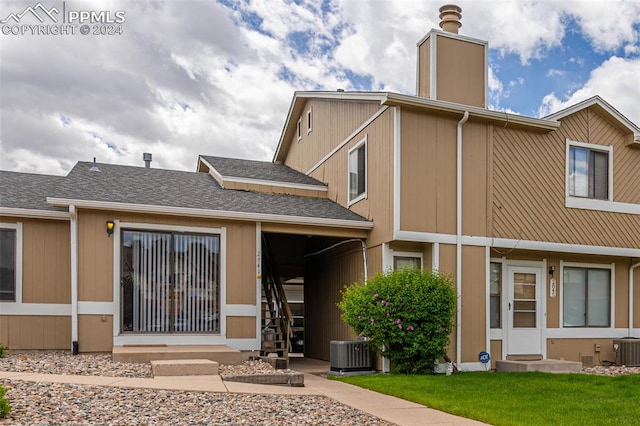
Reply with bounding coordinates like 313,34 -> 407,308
456,111 -> 469,368
630,261 -> 640,337
69,205 -> 79,354
46,198 -> 373,230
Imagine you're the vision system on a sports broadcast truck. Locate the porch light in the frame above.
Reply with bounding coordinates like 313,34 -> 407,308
549,265 -> 555,276
106,220 -> 115,236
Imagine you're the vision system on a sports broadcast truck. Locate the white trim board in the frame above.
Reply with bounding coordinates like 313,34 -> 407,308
393,230 -> 640,257
0,208 -> 70,220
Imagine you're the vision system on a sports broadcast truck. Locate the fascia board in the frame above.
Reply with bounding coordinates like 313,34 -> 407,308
46,198 -> 373,229
0,207 -> 70,220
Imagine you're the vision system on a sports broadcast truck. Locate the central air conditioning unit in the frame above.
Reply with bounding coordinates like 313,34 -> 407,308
330,340 -> 373,373
614,338 -> 640,366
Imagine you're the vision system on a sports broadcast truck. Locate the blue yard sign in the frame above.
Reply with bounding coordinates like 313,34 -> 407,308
479,351 -> 490,364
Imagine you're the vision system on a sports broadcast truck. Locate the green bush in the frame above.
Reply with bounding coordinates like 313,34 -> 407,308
339,268 -> 457,374
0,343 -> 7,358
0,385 -> 10,418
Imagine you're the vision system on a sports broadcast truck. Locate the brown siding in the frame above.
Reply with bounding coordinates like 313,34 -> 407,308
635,269 -> 640,328
461,245 -> 486,362
309,108 -> 394,247
77,210 -> 256,305
226,316 -> 256,338
462,122 -> 489,236
20,219 -> 71,303
366,244 -> 383,278
400,110 -> 457,234
78,211 -> 114,302
284,99 -> 382,173
78,314 -> 113,352
547,338 -> 616,364
305,245 -> 362,360
435,35 -> 485,108
439,244 -> 457,358
492,108 -> 640,248
0,315 -> 70,349
490,339 -> 502,370
417,38 -> 430,98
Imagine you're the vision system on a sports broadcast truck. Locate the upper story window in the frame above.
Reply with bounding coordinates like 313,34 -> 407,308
296,117 -> 302,142
566,140 -> 612,201
348,136 -> 367,205
306,107 -> 312,135
562,264 -> 612,328
0,225 -> 19,302
393,255 -> 422,271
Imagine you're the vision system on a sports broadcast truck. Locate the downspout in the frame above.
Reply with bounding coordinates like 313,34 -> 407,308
69,205 -> 79,354
456,111 -> 469,368
629,261 -> 640,337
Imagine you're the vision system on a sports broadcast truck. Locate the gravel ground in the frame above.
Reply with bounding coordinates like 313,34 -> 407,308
0,352 -> 392,425
2,352 -> 639,425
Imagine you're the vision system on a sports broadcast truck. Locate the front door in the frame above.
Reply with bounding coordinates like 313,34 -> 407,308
507,266 -> 542,355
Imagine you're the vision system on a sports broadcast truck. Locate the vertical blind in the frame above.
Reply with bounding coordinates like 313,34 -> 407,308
122,230 -> 220,333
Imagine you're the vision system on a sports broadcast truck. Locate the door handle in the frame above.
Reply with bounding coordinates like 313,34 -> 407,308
508,302 -> 511,310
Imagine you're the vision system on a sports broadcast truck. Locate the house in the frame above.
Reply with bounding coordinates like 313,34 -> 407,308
1,5 -> 639,370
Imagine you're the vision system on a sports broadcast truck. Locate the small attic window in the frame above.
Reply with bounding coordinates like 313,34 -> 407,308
297,117 -> 302,142
306,107 -> 313,135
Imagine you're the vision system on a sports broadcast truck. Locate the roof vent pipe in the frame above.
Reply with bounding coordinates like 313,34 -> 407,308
89,157 -> 100,172
439,4 -> 462,34
143,152 -> 152,168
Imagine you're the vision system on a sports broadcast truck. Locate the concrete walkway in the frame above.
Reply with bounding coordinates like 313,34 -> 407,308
0,359 -> 487,426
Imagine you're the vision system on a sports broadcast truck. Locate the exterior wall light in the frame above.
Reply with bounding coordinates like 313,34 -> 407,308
106,220 -> 115,236
549,265 -> 555,276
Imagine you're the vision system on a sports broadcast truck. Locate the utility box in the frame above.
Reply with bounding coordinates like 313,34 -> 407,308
330,340 -> 373,373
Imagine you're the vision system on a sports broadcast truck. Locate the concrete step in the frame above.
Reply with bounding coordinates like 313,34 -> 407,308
496,359 -> 582,373
112,345 -> 241,365
151,359 -> 219,376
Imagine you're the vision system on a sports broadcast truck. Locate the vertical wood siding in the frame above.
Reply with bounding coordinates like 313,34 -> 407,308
78,314 -> 113,352
492,108 -> 640,248
226,316 -> 256,338
400,110 -> 457,234
20,219 -> 71,303
416,39 -> 430,98
436,36 -> 485,108
461,245 -> 486,362
284,100 -> 382,173
305,246 -> 362,360
309,108 -> 394,247
0,315 -> 70,349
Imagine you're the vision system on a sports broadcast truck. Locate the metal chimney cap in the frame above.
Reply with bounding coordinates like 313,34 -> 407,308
143,152 -> 152,161
89,157 -> 100,172
439,4 -> 462,34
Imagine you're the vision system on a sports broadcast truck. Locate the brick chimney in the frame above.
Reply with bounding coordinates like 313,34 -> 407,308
416,5 -> 488,108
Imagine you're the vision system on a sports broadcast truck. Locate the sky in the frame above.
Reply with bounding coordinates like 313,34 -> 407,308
1,0 -> 639,176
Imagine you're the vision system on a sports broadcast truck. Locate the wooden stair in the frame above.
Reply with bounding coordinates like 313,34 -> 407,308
260,235 -> 293,362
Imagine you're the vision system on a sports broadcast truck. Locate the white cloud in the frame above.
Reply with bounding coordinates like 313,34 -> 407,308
546,69 -> 565,77
538,56 -> 640,125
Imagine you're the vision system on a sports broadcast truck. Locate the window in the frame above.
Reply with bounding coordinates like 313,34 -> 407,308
393,256 -> 422,270
490,262 -> 501,328
563,266 -> 611,327
296,117 -> 302,142
121,230 -> 221,333
348,137 -> 367,204
567,141 -> 611,200
0,228 -> 16,301
306,107 -> 312,134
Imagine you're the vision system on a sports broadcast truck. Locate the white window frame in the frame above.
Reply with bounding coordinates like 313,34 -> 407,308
0,222 -> 23,304
559,260 -> 615,329
347,135 -> 367,206
112,221 -> 232,346
392,251 -> 423,271
562,139 -> 640,216
297,117 -> 302,142
306,107 -> 313,135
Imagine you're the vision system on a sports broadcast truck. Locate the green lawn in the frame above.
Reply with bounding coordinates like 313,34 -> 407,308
338,372 -> 640,426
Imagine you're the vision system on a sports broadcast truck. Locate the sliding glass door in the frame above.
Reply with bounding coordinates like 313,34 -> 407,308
121,230 -> 220,334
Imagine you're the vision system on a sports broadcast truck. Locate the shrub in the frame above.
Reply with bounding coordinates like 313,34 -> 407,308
0,343 -> 7,358
0,385 -> 10,418
339,268 -> 457,374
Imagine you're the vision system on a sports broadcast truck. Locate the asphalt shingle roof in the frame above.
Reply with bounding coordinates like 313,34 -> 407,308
0,171 -> 68,212
16,162 -> 364,222
200,155 -> 324,187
